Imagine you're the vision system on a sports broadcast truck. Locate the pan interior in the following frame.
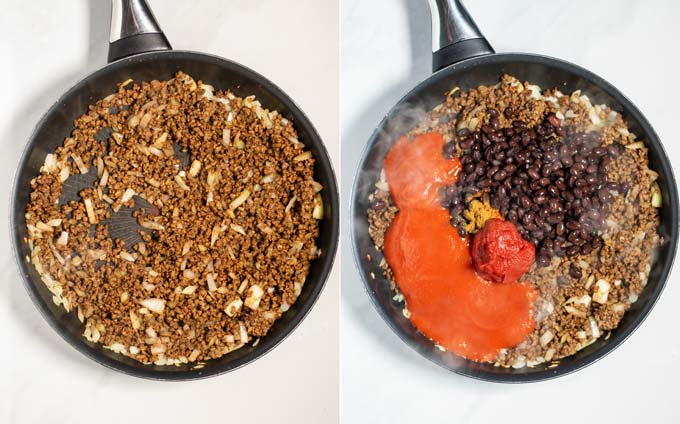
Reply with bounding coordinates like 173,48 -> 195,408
352,53 -> 677,382
12,51 -> 338,379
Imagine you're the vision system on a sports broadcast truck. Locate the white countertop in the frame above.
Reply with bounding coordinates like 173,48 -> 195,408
341,0 -> 680,422
0,1 -> 338,423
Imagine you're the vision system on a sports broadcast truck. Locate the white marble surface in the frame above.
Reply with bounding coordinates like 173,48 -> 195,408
341,0 -> 680,422
0,1 -> 338,423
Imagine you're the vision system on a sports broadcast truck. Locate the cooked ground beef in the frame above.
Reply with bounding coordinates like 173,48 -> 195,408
26,72 -> 324,366
367,75 -> 661,368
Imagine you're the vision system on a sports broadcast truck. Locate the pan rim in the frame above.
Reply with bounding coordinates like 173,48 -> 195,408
350,51 -> 678,383
11,50 -> 340,380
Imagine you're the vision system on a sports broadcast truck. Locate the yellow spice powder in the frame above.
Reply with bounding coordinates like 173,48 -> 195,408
463,199 -> 501,233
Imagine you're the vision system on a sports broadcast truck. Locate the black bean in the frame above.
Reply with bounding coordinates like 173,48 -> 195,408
460,138 -> 474,149
481,124 -> 494,135
457,128 -> 470,137
536,256 -> 549,267
586,210 -> 601,220
592,238 -> 603,249
493,170 -> 507,181
565,221 -> 580,231
569,264 -> 582,278
606,143 -> 622,157
443,142 -> 457,159
599,155 -> 612,168
486,166 -> 499,179
370,199 -> 386,211
566,245 -> 580,256
580,245 -> 593,255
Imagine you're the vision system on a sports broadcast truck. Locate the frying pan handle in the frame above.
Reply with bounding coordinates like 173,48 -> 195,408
108,0 -> 172,63
428,0 -> 494,72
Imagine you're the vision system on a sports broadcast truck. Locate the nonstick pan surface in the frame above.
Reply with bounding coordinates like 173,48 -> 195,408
351,1 -> 677,383
11,1 -> 338,380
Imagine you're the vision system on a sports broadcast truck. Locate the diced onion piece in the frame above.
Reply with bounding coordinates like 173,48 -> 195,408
140,298 -> 165,314
182,241 -> 192,256
230,223 -> 246,236
88,249 -> 107,260
239,322 -> 249,343
148,146 -> 163,157
175,174 -> 190,191
564,305 -> 586,317
36,221 -> 54,232
589,316 -> 601,338
244,284 -> 264,310
141,221 -> 165,231
99,169 -> 109,187
262,174 -> 275,184
183,269 -> 196,280
182,285 -> 198,295
625,141 -> 645,150
43,154 -> 58,172
287,136 -> 303,147
312,195 -> 324,219
130,309 -> 142,330
257,223 -> 274,235
229,189 -> 251,211
119,251 -> 136,262
71,154 -> 88,174
206,273 -> 217,292
223,128 -> 231,146
120,291 -> 129,303
56,231 -> 69,246
285,196 -> 297,214
651,184 -> 663,207
225,299 -> 243,317
293,151 -> 312,162
59,166 -> 70,182
150,344 -> 166,355
188,349 -> 200,362
189,160 -> 202,177
46,218 -> 62,227
121,188 -> 136,203
199,83 -> 214,99
153,132 -> 168,148
112,132 -> 124,144
139,113 -> 152,128
592,279 -> 610,304
565,294 -> 591,307
311,180 -> 323,193
210,225 -> 222,247
540,330 -> 554,347
84,198 -> 98,224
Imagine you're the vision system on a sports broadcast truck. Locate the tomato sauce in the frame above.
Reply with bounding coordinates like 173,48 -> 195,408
383,133 -> 538,361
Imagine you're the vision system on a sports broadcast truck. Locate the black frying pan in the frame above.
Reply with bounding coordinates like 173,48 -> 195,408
351,0 -> 678,383
11,0 -> 338,380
